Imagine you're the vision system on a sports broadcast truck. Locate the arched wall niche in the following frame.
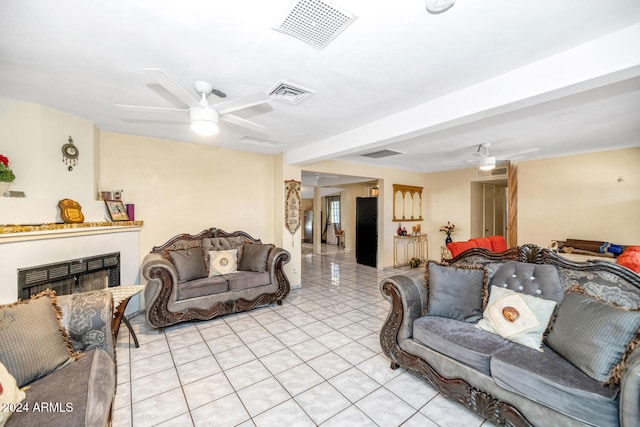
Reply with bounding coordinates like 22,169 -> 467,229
392,184 -> 423,222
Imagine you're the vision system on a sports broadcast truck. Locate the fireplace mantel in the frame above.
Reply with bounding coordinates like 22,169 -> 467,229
0,221 -> 143,243
0,221 -> 143,304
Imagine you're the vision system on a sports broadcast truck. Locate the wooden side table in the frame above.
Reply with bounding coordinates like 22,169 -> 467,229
110,285 -> 144,348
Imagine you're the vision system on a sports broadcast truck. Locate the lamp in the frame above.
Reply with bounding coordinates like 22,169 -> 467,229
190,107 -> 219,136
426,0 -> 455,14
479,155 -> 496,171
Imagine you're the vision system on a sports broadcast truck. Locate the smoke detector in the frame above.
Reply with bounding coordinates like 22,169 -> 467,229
272,0 -> 357,49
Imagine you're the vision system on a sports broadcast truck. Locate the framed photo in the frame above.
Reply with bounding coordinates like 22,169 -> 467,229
105,200 -> 129,221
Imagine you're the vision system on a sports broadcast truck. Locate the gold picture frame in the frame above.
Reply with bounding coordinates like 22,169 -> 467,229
105,200 -> 129,221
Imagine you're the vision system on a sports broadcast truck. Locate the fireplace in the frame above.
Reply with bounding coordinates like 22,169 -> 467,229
17,252 -> 120,300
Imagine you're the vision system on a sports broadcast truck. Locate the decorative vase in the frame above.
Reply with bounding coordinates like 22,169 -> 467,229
0,181 -> 10,196
445,235 -> 452,244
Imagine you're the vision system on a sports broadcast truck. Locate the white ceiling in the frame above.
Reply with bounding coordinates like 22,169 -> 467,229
1,0 -> 639,175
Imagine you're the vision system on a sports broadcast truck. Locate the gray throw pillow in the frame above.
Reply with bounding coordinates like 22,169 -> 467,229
0,290 -> 75,387
546,288 -> 640,385
426,261 -> 487,322
239,243 -> 274,273
167,247 -> 208,283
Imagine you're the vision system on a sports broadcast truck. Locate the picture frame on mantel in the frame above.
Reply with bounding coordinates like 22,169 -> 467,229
105,200 -> 129,221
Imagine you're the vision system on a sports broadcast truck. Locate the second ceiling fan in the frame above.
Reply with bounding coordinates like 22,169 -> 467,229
116,68 -> 270,137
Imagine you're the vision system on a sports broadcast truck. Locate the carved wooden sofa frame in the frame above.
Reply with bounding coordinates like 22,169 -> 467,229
143,228 -> 291,328
380,244 -> 640,427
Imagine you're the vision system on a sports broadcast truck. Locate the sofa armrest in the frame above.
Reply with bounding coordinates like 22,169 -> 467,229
267,247 -> 291,280
58,289 -> 115,360
142,252 -> 182,328
620,344 -> 640,427
379,272 -> 426,343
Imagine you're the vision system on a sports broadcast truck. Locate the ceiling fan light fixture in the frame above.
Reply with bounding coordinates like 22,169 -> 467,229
425,0 -> 455,14
479,156 -> 496,171
190,107 -> 219,136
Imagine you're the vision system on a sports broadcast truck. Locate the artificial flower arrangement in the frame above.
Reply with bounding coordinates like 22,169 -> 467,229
439,222 -> 456,237
0,154 -> 15,182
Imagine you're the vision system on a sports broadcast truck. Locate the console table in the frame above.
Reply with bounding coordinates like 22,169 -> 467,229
393,234 -> 428,267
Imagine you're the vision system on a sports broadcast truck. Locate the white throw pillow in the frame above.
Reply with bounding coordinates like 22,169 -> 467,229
476,286 -> 557,351
209,249 -> 238,276
0,362 -> 26,427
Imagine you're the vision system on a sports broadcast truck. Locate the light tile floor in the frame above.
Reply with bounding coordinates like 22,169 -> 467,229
113,245 -> 493,427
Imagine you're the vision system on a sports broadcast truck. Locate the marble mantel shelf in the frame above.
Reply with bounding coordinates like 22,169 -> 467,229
0,221 -> 144,243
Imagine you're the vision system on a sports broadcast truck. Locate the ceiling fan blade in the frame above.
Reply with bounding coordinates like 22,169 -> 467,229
220,114 -> 268,138
115,103 -> 188,113
214,92 -> 270,115
143,68 -> 200,108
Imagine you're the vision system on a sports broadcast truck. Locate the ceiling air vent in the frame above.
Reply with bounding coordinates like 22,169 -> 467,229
272,0 -> 357,49
361,149 -> 403,159
268,81 -> 315,105
476,167 -> 508,179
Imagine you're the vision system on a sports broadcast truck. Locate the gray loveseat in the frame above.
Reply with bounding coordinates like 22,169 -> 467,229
1,289 -> 115,427
142,228 -> 291,328
380,244 -> 640,427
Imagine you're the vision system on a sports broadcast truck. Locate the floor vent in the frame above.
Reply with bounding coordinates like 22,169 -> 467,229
361,149 -> 403,159
272,0 -> 357,49
268,80 -> 315,105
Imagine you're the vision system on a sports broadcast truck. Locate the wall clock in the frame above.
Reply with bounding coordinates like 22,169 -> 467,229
62,135 -> 79,171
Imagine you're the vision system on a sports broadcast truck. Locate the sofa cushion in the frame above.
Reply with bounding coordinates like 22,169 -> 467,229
489,261 -> 564,303
425,261 -> 487,322
168,247 -> 208,283
5,349 -> 115,427
239,243 -> 274,273
447,240 -> 477,258
209,249 -> 238,276
469,237 -> 492,250
413,316 -> 509,375
226,271 -> 271,291
177,276 -> 229,300
0,362 -> 26,426
546,287 -> 640,385
488,235 -> 507,252
491,344 -> 620,427
0,290 -> 75,388
476,286 -> 557,351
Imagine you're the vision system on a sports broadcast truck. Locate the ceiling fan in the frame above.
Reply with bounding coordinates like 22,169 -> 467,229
473,143 -> 539,170
116,68 -> 270,137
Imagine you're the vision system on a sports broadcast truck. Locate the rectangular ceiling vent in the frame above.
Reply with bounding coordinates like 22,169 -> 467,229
272,0 -> 357,49
268,80 -> 315,105
361,149 -> 403,159
476,167 -> 508,179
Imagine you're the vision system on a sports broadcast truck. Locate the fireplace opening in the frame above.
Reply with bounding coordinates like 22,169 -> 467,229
17,252 -> 120,300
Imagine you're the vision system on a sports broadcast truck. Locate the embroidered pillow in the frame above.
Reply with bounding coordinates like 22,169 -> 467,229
476,286 -> 557,351
209,249 -> 238,276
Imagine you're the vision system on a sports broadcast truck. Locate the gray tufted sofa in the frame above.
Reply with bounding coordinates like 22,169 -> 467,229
142,228 -> 291,328
380,244 -> 640,427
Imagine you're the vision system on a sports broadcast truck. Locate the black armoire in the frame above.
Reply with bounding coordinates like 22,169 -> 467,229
356,197 -> 377,267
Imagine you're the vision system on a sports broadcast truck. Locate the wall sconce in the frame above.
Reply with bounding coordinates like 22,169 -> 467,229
61,135 -> 79,171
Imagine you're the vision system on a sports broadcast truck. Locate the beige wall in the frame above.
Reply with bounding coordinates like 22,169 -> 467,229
99,132 -> 279,271
518,147 -> 640,247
